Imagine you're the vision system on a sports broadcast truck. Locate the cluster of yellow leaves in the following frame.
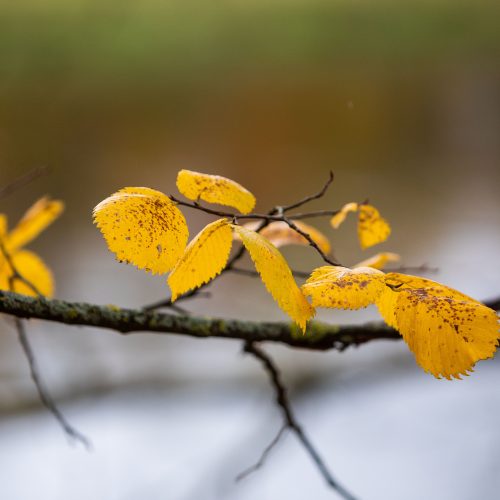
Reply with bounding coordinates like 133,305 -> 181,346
0,197 -> 64,297
94,171 -> 315,331
331,202 -> 391,249
303,266 -> 500,379
94,169 -> 499,379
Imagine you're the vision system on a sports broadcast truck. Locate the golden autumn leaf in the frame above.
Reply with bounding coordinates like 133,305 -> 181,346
357,204 -> 391,249
0,197 -> 63,297
93,187 -> 189,275
353,252 -> 400,270
302,265 -> 386,310
0,214 -> 6,238
168,219 -> 233,301
330,202 -> 358,229
0,250 -> 54,297
377,273 -> 500,379
232,225 -> 314,331
240,220 -> 331,254
4,197 -> 64,252
177,169 -> 256,214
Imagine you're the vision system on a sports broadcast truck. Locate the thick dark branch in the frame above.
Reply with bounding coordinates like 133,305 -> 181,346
0,290 -> 403,350
1,292 -> 498,350
243,342 -> 357,500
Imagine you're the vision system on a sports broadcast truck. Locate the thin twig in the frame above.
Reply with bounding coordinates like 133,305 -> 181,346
385,264 -> 438,274
282,216 -> 341,266
14,318 -> 91,448
288,210 -> 340,220
0,166 -> 49,201
243,341 -> 357,500
235,424 -> 288,481
280,171 -> 334,213
229,267 -> 310,280
1,239 -> 89,447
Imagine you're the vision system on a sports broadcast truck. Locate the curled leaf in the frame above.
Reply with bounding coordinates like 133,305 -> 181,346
302,266 -> 386,310
377,273 -> 500,379
5,197 -> 64,252
358,203 -> 391,249
0,249 -> 54,297
354,252 -> 400,270
177,169 -> 256,214
93,187 -> 188,275
240,220 -> 331,254
232,225 -> 314,332
168,219 -> 233,301
330,202 -> 358,229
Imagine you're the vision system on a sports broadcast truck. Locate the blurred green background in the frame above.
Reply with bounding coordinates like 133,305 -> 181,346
1,1 -> 500,500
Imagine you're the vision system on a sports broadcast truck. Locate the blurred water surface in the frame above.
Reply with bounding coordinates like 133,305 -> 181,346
0,1 -> 500,499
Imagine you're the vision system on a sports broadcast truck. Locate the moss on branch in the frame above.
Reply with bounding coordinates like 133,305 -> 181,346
0,290 -> 403,350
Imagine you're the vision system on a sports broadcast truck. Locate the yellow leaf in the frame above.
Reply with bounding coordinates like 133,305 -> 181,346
168,219 -> 233,301
240,220 -> 331,254
93,187 -> 189,275
302,265 -> 386,310
0,214 -> 7,237
177,169 -> 256,214
5,197 -> 64,252
330,202 -> 358,229
0,250 -> 54,297
358,204 -> 391,249
232,225 -> 314,331
354,252 -> 400,270
377,273 -> 500,379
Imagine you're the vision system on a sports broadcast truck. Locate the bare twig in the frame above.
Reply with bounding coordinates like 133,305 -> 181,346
282,216 -> 341,266
0,166 -> 48,201
243,342 -> 357,500
288,210 -> 340,220
230,267 -> 310,280
280,171 -> 334,212
385,264 -> 438,274
0,240 -> 89,447
235,424 -> 288,482
14,318 -> 90,448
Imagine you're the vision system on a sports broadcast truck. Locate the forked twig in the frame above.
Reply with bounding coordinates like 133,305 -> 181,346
242,341 -> 357,500
235,424 -> 288,482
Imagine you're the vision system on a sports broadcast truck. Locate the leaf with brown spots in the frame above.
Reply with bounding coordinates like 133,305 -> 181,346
232,225 -> 314,332
240,220 -> 331,254
353,252 -> 400,270
168,219 -> 233,301
357,204 -> 391,249
93,187 -> 189,275
302,266 -> 386,310
377,273 -> 500,379
177,169 -> 256,214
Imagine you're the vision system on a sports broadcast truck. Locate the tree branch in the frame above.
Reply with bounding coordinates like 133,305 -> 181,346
1,292 -> 498,350
242,342 -> 357,500
0,290 -> 409,349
